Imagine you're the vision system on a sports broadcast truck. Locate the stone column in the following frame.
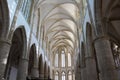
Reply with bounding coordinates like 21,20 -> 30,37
39,64 -> 44,80
80,67 -> 87,80
85,26 -> 98,80
39,73 -> 44,80
31,67 -> 39,78
44,67 -> 48,79
16,58 -> 28,80
66,72 -> 68,80
0,40 -> 11,80
31,55 -> 39,78
85,57 -> 97,80
94,37 -> 118,80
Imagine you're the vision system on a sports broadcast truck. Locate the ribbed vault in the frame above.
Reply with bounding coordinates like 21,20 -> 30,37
39,0 -> 80,55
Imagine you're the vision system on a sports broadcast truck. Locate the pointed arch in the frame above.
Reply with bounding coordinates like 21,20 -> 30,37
28,44 -> 37,77
5,26 -> 27,80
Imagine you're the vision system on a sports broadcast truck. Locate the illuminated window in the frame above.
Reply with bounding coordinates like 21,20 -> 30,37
61,51 -> 65,67
55,71 -> 59,80
68,71 -> 72,80
62,72 -> 65,80
68,53 -> 72,67
55,53 -> 59,67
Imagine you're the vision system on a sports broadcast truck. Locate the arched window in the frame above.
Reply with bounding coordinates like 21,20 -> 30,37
55,53 -> 59,67
62,72 -> 65,80
55,71 -> 59,80
68,53 -> 72,67
61,51 -> 65,67
68,71 -> 72,80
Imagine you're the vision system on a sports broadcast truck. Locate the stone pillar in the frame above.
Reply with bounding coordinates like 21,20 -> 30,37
44,67 -> 48,79
31,55 -> 39,78
66,73 -> 68,80
17,58 -> 28,80
31,67 -> 39,78
59,72 -> 61,80
94,37 -> 119,80
39,64 -> 44,80
39,73 -> 44,80
0,40 -> 11,80
85,26 -> 98,80
85,57 -> 97,80
81,67 -> 87,80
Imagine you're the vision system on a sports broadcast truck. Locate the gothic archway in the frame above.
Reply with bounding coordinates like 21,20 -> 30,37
28,44 -> 38,78
5,26 -> 27,80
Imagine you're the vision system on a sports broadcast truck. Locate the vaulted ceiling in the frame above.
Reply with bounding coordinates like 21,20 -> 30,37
39,0 -> 81,54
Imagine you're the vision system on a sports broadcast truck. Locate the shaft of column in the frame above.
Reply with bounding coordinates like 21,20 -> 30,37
94,38 -> 118,80
81,67 -> 87,80
39,73 -> 44,80
0,40 -> 11,80
31,67 -> 39,78
85,57 -> 98,80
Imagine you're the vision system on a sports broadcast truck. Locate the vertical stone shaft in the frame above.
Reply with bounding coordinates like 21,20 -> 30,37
94,38 -> 118,80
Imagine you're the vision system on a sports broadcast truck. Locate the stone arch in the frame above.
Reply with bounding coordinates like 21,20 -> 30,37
5,26 -> 27,80
39,54 -> 44,78
28,44 -> 39,78
0,0 -> 9,39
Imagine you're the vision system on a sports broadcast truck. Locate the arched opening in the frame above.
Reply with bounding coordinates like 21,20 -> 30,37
68,71 -> 72,80
61,50 -> 65,67
54,52 -> 59,67
61,71 -> 65,80
39,55 -> 44,79
5,27 -> 27,80
28,44 -> 37,78
54,71 -> 59,80
68,53 -> 72,67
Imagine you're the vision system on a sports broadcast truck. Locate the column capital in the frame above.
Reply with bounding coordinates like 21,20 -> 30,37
0,38 -> 11,45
